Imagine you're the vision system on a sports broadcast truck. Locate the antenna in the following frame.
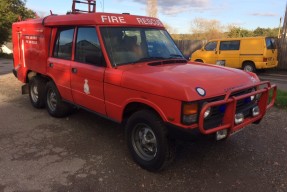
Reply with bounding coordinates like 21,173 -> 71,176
72,0 -> 96,14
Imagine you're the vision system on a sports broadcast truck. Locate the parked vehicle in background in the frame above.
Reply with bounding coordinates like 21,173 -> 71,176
190,37 -> 278,72
11,0 -> 277,171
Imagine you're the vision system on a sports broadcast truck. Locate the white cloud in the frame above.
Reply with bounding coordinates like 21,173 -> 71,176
250,12 -> 278,17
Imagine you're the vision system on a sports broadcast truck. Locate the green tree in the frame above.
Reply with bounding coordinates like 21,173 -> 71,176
0,0 -> 35,47
253,27 -> 265,36
227,26 -> 253,38
253,27 -> 279,37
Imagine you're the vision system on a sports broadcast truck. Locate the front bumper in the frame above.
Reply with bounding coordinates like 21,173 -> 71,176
255,61 -> 278,69
167,81 -> 276,138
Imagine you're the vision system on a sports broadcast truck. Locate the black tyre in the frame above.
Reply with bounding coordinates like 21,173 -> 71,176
125,110 -> 176,171
29,76 -> 46,108
45,81 -> 72,118
243,62 -> 256,72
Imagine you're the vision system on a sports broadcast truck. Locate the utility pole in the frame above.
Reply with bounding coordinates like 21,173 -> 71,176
278,17 -> 282,38
147,0 -> 158,18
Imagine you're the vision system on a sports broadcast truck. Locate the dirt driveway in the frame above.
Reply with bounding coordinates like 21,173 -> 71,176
0,72 -> 287,192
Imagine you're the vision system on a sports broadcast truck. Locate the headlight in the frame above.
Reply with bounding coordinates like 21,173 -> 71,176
203,102 -> 211,118
250,88 -> 256,101
182,102 -> 198,125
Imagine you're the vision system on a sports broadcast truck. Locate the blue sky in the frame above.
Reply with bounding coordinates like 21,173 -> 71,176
26,0 -> 286,33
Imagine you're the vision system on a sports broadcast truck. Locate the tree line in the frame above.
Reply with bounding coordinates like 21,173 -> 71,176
169,18 -> 280,41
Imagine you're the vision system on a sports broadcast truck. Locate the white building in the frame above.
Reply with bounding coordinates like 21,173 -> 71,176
0,43 -> 13,54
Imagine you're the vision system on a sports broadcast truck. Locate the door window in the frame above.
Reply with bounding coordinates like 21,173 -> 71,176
219,41 -> 240,50
204,41 -> 217,51
75,27 -> 106,67
53,28 -> 74,60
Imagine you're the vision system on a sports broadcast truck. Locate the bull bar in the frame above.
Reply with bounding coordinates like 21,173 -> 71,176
198,81 -> 277,135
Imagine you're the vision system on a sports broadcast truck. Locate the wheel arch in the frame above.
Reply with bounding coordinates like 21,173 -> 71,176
26,71 -> 50,83
26,71 -> 37,82
242,60 -> 256,68
122,100 -> 167,125
194,59 -> 204,63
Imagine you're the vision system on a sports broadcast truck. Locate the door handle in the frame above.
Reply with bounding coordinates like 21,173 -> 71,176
49,63 -> 53,68
72,68 -> 77,73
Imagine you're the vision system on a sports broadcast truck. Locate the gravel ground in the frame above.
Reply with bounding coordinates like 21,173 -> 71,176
0,71 -> 287,192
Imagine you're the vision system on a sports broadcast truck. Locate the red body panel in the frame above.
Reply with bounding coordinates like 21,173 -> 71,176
47,57 -> 73,102
71,61 -> 106,115
118,62 -> 255,101
12,18 -> 49,82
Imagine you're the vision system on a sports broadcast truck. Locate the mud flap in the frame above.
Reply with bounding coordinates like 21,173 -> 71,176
12,69 -> 18,78
22,84 -> 29,95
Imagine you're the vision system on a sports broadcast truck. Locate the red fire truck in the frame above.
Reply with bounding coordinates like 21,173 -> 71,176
12,0 -> 276,171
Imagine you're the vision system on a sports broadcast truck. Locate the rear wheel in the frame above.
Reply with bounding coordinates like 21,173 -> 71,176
45,81 -> 72,118
125,110 -> 176,171
243,62 -> 256,72
29,76 -> 46,108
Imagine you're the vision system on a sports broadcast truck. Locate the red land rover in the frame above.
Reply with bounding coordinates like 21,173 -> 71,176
12,1 -> 276,171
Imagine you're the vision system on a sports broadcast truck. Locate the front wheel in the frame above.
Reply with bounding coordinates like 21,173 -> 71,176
125,110 -> 175,171
45,81 -> 72,118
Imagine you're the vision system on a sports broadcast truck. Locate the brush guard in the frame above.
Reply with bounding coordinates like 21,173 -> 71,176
198,81 -> 277,135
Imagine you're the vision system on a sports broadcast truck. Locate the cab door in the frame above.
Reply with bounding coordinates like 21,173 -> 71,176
47,27 -> 74,102
200,41 -> 218,64
217,40 -> 240,68
70,27 -> 107,115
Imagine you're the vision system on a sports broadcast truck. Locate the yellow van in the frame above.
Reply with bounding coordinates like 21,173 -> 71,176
190,37 -> 278,72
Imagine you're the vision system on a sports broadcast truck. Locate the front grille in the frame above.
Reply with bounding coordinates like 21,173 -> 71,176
202,87 -> 256,130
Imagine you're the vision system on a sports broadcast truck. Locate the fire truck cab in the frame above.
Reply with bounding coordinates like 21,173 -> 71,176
12,1 -> 276,171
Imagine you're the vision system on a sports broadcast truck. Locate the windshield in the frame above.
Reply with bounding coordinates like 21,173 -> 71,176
100,27 -> 185,67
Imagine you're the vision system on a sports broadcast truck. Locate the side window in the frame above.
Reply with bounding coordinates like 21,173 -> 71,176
204,41 -> 217,51
53,28 -> 74,60
220,40 -> 240,51
75,27 -> 106,67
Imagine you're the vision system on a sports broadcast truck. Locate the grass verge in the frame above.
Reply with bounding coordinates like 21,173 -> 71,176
273,89 -> 287,109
